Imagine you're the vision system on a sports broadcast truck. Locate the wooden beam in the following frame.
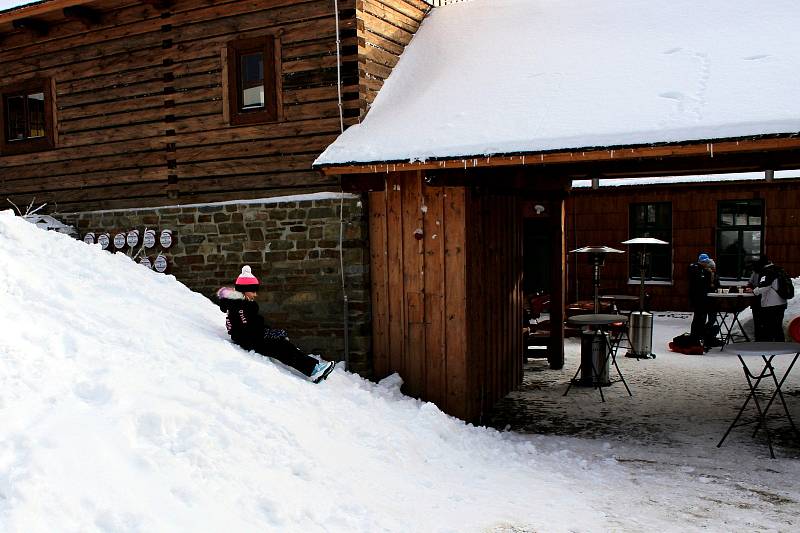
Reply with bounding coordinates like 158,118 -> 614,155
318,136 -> 800,176
140,0 -> 173,9
12,17 -> 49,36
63,5 -> 102,27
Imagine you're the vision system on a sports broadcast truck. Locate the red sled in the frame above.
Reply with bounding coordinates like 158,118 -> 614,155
668,342 -> 704,355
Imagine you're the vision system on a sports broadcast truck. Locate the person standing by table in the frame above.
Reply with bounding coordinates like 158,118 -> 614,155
688,253 -> 721,346
748,256 -> 791,341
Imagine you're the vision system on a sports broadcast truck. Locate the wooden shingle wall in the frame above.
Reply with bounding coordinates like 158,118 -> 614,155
0,0 -> 365,211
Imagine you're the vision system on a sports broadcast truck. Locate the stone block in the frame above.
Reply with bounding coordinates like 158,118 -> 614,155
181,234 -> 205,245
199,206 -> 224,213
219,223 -> 246,234
243,251 -> 264,263
248,228 -> 264,241
267,240 -> 294,251
244,241 -> 266,252
307,207 -> 335,219
221,242 -> 243,252
288,251 -> 307,261
178,214 -> 195,224
309,227 -> 323,239
295,240 -> 315,250
179,255 -> 205,265
269,209 -> 287,220
265,251 -> 287,262
288,209 -> 305,219
213,212 -> 230,223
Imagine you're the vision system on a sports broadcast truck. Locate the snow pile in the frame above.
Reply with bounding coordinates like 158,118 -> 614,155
0,210 -> 604,532
316,0 -> 800,165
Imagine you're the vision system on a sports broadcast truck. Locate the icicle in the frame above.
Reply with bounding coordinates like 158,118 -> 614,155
522,155 -> 525,165
710,144 -> 714,157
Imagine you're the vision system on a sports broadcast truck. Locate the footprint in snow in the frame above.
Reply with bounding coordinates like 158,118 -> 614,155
73,382 -> 113,406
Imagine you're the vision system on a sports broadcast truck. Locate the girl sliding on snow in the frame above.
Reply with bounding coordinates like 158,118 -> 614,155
217,265 -> 335,383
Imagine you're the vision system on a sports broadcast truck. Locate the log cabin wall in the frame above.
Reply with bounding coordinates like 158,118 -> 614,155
0,0 -> 366,210
566,179 -> 800,310
356,0 -> 429,117
464,188 -> 522,421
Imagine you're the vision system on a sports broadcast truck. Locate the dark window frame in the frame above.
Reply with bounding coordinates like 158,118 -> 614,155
226,36 -> 281,126
0,77 -> 55,155
628,202 -> 673,281
716,199 -> 764,281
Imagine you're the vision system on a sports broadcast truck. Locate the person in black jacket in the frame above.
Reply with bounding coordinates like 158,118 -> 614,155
688,253 -> 721,347
218,266 -> 334,383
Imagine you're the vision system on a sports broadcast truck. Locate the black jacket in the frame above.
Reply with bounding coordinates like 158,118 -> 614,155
688,262 -> 719,306
218,288 -> 265,350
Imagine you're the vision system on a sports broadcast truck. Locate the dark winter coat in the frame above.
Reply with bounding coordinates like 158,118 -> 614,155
217,288 -> 265,350
688,262 -> 719,306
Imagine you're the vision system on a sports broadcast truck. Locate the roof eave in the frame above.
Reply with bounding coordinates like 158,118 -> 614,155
316,133 -> 800,175
0,0 -> 84,25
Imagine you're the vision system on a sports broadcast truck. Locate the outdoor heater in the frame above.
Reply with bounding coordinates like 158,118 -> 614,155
570,245 -> 625,312
621,237 -> 669,359
570,245 -> 625,386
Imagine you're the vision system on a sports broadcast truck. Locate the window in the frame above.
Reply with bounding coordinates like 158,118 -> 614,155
0,78 -> 54,154
629,202 -> 672,281
227,36 -> 280,125
716,199 -> 763,280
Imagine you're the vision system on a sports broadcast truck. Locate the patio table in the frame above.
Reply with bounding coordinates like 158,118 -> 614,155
717,342 -> 800,458
600,294 -> 639,314
564,314 -> 631,401
707,292 -> 756,349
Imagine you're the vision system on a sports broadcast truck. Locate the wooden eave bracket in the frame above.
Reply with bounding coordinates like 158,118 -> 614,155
12,17 -> 49,36
63,5 -> 102,27
141,0 -> 174,9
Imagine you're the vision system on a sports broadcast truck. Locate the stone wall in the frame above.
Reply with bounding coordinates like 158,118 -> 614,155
62,194 -> 372,375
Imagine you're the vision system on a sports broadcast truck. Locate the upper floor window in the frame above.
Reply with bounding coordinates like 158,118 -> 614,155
716,199 -> 763,280
1,78 -> 55,155
227,36 -> 280,125
629,202 -> 672,281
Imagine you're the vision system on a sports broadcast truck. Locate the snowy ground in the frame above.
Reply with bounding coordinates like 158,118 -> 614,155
488,312 -> 800,532
2,210 -> 799,532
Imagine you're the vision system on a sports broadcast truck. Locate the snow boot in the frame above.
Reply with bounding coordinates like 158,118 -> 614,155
309,360 -> 335,383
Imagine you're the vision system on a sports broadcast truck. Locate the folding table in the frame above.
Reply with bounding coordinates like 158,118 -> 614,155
717,342 -> 800,458
707,292 -> 756,349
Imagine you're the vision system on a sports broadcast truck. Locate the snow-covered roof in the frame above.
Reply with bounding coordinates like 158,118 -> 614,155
315,0 -> 800,167
0,0 -> 44,13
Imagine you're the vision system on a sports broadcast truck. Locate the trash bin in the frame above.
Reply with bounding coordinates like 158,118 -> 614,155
628,311 -> 654,358
580,330 -> 610,386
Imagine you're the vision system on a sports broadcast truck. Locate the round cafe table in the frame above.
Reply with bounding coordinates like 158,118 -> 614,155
600,294 -> 639,314
564,314 -> 631,401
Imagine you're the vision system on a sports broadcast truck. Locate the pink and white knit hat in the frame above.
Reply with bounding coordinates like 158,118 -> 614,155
235,265 -> 260,292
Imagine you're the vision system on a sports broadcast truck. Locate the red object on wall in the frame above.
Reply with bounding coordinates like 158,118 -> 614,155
788,316 -> 800,343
